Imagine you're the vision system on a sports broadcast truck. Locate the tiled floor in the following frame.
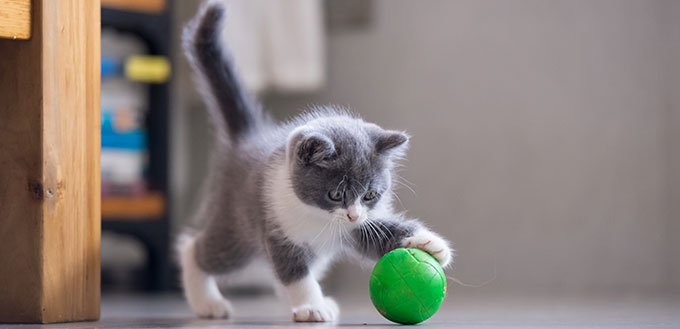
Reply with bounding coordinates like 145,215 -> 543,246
3,293 -> 679,328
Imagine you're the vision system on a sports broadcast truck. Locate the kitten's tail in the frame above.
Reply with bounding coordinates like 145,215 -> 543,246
183,1 -> 264,143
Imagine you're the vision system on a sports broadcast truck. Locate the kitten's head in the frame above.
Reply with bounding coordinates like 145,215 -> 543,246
286,114 -> 408,224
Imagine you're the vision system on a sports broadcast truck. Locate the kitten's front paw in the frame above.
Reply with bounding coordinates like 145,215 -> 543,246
190,296 -> 233,319
292,297 -> 339,322
403,229 -> 453,268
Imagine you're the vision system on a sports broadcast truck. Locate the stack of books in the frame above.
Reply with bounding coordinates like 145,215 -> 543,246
101,65 -> 148,198
101,30 -> 149,198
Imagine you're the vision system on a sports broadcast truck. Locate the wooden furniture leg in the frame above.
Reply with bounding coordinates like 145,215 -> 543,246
0,0 -> 101,323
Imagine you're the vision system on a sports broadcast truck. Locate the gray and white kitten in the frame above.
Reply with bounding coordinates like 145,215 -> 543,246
178,2 -> 453,322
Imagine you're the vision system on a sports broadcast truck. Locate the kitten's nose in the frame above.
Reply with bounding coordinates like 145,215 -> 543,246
347,204 -> 362,222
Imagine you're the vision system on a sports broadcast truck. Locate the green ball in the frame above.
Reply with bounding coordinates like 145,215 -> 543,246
369,248 -> 447,324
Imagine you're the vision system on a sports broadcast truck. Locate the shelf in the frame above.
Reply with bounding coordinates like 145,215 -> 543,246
100,0 -> 174,291
102,192 -> 165,220
101,0 -> 165,14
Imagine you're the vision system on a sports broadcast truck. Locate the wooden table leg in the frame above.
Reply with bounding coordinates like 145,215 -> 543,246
0,0 -> 101,323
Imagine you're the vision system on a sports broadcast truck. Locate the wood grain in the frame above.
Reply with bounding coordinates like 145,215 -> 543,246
0,0 -> 31,39
0,0 -> 43,320
0,0 -> 100,323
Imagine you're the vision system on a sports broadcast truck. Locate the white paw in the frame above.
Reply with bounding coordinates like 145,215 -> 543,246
403,229 -> 453,268
190,297 -> 233,319
292,297 -> 339,322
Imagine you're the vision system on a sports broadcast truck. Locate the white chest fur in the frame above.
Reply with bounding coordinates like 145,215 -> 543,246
265,161 -> 356,256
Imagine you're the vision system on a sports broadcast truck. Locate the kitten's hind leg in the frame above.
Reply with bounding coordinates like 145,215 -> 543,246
177,234 -> 233,319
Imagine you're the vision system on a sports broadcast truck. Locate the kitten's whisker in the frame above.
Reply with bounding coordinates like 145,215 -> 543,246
328,220 -> 336,249
395,180 -> 417,196
360,225 -> 368,253
360,223 -> 372,251
310,221 -> 331,245
342,224 -> 356,244
390,190 -> 406,210
373,221 -> 394,246
366,224 -> 377,251
394,173 -> 416,187
331,221 -> 339,250
321,220 -> 336,251
367,220 -> 380,242
339,227 -> 348,249
370,220 -> 389,242
375,220 -> 394,239
337,222 -> 344,251
396,174 -> 416,188
365,220 -> 381,247
376,222 -> 390,244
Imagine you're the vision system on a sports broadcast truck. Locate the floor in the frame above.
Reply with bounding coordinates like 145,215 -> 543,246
2,293 -> 679,329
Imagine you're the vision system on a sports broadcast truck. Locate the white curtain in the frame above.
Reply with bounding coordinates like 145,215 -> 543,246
221,0 -> 326,93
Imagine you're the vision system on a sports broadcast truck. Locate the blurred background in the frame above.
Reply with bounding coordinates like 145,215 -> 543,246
100,0 -> 680,304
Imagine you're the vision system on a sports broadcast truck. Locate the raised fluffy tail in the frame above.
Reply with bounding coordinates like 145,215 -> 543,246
183,1 -> 262,142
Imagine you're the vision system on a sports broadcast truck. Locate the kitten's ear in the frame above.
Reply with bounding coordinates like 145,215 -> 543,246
375,130 -> 409,154
297,134 -> 336,164
288,128 -> 336,165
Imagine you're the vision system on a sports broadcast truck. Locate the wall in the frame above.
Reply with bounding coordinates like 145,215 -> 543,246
171,0 -> 214,235
668,0 -> 680,292
172,0 -> 679,296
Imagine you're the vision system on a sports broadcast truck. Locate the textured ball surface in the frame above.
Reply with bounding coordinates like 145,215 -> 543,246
369,248 -> 447,324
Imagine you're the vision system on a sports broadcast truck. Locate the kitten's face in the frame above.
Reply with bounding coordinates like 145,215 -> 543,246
287,119 -> 408,224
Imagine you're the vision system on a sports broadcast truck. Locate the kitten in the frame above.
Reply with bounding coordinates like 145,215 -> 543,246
177,1 -> 453,322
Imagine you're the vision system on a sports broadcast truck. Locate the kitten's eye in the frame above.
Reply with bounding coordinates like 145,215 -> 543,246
363,191 -> 378,201
328,190 -> 343,202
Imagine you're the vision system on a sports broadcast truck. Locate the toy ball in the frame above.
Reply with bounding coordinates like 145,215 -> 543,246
369,248 -> 447,324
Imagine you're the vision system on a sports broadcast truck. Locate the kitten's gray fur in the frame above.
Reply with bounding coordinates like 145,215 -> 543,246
179,1 -> 452,321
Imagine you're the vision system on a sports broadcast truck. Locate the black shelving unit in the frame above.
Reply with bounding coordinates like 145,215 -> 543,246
101,5 -> 174,291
